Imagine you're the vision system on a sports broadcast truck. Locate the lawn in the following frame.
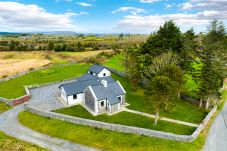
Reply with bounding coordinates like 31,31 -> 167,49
18,111 -> 205,151
54,105 -> 195,135
0,131 -> 47,151
0,63 -> 90,99
0,102 -> 11,113
112,74 -> 207,124
104,54 -> 125,72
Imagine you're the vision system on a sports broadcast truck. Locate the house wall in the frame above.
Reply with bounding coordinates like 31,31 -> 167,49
84,88 -> 96,112
67,93 -> 84,105
60,87 -> 67,103
97,99 -> 107,114
111,103 -> 119,113
97,68 -> 111,78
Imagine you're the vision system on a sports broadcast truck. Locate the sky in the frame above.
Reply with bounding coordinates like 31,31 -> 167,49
0,0 -> 226,34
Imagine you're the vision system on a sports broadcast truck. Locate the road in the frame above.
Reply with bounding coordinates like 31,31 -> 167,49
203,102 -> 227,151
0,105 -> 99,151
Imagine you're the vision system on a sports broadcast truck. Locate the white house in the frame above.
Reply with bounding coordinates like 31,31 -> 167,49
59,65 -> 126,115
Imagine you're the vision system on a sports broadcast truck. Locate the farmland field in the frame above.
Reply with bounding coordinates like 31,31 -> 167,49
0,50 -> 111,78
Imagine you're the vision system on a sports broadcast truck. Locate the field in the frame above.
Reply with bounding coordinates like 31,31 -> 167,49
54,105 -> 195,135
0,50 -> 111,78
0,131 -> 46,151
104,54 -> 125,71
0,63 -> 90,99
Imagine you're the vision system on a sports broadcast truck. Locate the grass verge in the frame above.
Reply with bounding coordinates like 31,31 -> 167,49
0,64 -> 90,99
54,105 -> 195,135
0,102 -> 11,113
0,131 -> 47,151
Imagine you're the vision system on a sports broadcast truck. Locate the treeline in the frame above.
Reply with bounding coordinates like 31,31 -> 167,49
125,20 -> 227,124
0,34 -> 147,52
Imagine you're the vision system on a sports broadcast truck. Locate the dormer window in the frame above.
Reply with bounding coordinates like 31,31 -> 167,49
103,73 -> 106,77
90,71 -> 93,75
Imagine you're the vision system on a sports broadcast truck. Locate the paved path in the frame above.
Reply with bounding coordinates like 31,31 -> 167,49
125,108 -> 199,127
28,78 -> 78,111
202,102 -> 227,151
0,105 -> 100,151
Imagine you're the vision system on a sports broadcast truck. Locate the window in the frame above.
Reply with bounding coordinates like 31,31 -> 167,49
101,101 -> 105,107
118,96 -> 122,102
73,94 -> 77,100
90,71 -> 93,75
103,73 -> 106,77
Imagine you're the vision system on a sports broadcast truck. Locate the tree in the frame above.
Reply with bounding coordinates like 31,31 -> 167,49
180,28 -> 198,72
143,52 -> 183,124
48,41 -> 55,50
198,20 -> 225,109
141,20 -> 183,58
145,76 -> 176,125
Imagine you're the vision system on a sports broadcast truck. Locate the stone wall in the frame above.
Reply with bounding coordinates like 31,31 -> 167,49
104,67 -> 127,77
0,97 -> 13,106
24,105 -> 217,142
25,105 -> 194,142
0,86 -> 30,106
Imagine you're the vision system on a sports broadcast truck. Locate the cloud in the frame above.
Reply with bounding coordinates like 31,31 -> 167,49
139,0 -> 160,3
181,0 -> 227,10
112,7 -> 144,15
0,1 -> 87,32
114,0 -> 227,33
76,2 -> 92,7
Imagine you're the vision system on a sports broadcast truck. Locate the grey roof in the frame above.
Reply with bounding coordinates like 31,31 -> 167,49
77,73 -> 98,81
60,79 -> 100,96
60,74 -> 116,96
91,81 -> 125,105
89,64 -> 108,74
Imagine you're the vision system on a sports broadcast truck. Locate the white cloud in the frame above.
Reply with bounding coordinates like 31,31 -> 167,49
76,2 -> 92,7
164,4 -> 173,9
114,0 -> 227,33
181,0 -> 227,10
112,7 -> 144,15
115,11 -> 224,33
139,0 -> 160,3
0,1 -> 87,32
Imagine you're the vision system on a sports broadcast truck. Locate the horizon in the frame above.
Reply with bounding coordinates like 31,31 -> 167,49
0,0 -> 226,34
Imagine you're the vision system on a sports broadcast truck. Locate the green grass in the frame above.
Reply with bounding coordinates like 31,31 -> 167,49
0,64 -> 90,99
18,111 -> 205,151
54,105 -> 195,135
0,102 -> 11,113
184,74 -> 200,97
104,54 -> 125,72
112,74 -> 207,124
0,131 -> 47,151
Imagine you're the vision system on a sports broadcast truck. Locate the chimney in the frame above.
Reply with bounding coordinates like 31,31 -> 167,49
101,80 -> 107,87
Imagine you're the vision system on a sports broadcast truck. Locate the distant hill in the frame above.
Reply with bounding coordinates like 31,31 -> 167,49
0,32 -> 22,35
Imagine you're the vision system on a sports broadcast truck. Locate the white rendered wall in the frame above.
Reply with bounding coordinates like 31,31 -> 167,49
97,68 -> 111,78
67,93 -> 84,105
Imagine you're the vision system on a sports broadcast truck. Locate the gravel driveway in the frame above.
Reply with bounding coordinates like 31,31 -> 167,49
203,102 -> 227,151
28,79 -> 77,111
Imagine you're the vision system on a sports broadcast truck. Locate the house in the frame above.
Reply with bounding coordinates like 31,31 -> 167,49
59,65 -> 126,115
